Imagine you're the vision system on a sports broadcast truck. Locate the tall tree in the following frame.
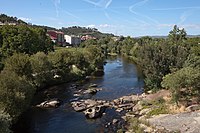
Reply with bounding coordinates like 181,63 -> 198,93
168,25 -> 187,45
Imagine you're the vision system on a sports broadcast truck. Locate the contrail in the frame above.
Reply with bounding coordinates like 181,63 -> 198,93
129,0 -> 159,25
53,0 -> 61,17
129,0 -> 149,9
105,0 -> 112,9
178,10 -> 195,25
109,9 -> 149,25
82,0 -> 112,9
153,6 -> 200,11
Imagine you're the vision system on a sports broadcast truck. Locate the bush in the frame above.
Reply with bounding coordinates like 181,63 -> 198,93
162,67 -> 200,102
30,52 -> 54,87
0,70 -> 35,121
4,53 -> 32,79
0,110 -> 11,133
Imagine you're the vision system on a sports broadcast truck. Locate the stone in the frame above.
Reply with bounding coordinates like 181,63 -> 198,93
132,102 -> 143,112
89,83 -> 98,87
73,93 -> 81,97
84,105 -> 106,119
71,99 -> 108,112
138,115 -> 146,121
116,108 -> 123,112
121,116 -> 126,121
71,101 -> 87,112
84,88 -> 102,95
112,119 -> 118,124
36,99 -> 61,108
125,113 -> 135,118
139,108 -> 152,116
139,123 -> 154,132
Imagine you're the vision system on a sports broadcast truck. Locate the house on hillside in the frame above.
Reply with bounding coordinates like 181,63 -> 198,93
64,35 -> 81,46
81,35 -> 96,41
47,30 -> 65,45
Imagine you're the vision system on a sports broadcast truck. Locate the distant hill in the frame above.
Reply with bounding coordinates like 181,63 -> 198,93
0,14 -> 27,25
137,35 -> 200,39
61,26 -> 114,38
0,14 -> 114,39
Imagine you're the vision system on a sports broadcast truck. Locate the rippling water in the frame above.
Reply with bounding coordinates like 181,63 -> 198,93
14,56 -> 144,133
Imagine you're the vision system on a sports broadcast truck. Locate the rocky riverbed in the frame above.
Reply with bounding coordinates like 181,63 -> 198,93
70,85 -> 200,133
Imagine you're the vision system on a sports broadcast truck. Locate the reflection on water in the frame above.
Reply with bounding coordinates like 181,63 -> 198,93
14,56 -> 144,133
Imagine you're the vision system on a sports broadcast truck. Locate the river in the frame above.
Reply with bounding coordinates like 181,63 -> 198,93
14,56 -> 144,133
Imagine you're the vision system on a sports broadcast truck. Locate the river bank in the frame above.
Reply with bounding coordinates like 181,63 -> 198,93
13,55 -> 200,133
13,56 -> 144,133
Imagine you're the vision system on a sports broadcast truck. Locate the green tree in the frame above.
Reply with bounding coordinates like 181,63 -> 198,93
30,52 -> 54,88
0,110 -> 11,133
0,25 -> 53,57
0,70 -> 35,120
168,25 -> 187,45
4,53 -> 32,79
162,67 -> 200,102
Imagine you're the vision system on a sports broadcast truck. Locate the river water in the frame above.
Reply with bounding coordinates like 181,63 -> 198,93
14,56 -> 144,133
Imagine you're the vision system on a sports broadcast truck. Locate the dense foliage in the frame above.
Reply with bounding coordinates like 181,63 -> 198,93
0,14 -> 26,24
0,21 -> 104,132
80,25 -> 200,104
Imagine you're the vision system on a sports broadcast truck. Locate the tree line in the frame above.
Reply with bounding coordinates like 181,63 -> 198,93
81,25 -> 200,104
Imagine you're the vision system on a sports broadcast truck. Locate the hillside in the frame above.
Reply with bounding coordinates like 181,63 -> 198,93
0,14 -> 114,38
0,14 -> 27,24
61,26 -> 114,38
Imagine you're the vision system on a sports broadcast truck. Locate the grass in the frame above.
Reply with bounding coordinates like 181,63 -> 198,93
127,117 -> 144,133
145,98 -> 169,117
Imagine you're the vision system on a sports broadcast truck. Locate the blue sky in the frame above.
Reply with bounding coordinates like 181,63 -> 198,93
1,0 -> 200,36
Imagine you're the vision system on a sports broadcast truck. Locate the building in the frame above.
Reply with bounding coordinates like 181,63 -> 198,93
64,35 -> 81,46
47,30 -> 65,45
81,35 -> 96,41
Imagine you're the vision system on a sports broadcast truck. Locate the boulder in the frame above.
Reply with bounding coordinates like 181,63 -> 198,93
139,108 -> 152,116
132,102 -> 143,112
36,99 -> 61,108
84,105 -> 106,119
84,88 -> 102,95
71,99 -> 108,112
89,84 -> 98,87
112,119 -> 118,124
71,101 -> 88,112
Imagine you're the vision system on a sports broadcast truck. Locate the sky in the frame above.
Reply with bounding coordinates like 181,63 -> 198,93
1,0 -> 200,37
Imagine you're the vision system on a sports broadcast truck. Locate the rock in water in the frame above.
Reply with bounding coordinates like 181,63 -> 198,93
36,99 -> 61,108
84,105 -> 106,119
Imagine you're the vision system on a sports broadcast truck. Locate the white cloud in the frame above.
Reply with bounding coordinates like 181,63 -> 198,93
86,24 -> 115,28
87,24 -> 96,28
18,17 -> 32,22
157,23 -> 200,30
181,24 -> 200,29
99,24 -> 113,28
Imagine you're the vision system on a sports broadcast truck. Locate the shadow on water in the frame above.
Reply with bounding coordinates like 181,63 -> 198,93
13,56 -> 144,133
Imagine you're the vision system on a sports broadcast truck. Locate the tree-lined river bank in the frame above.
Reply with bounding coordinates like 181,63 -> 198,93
14,56 -> 144,133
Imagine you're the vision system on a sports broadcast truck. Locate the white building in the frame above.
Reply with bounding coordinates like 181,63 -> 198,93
64,35 -> 81,46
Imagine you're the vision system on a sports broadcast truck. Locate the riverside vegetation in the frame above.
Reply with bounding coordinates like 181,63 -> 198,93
0,24 -> 104,132
0,14 -> 200,132
80,25 -> 200,132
